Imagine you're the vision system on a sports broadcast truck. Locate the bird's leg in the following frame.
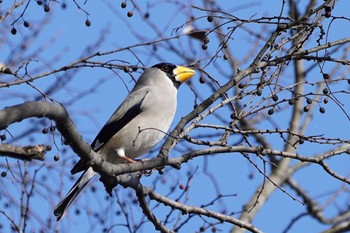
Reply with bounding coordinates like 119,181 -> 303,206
120,156 -> 136,163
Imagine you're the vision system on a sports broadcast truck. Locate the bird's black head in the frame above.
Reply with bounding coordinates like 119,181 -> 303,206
151,63 -> 195,88
151,63 -> 180,88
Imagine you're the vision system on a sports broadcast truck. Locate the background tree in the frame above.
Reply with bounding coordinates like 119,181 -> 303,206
1,0 -> 350,232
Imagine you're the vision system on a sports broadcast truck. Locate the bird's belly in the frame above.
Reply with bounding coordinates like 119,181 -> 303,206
100,113 -> 174,164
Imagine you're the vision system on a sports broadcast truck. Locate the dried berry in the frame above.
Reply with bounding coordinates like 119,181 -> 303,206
306,98 -> 312,104
199,76 -> 206,84
322,88 -> 329,95
272,94 -> 278,102
325,11 -> 331,18
1,171 -> 7,177
323,98 -> 329,104
44,5 -> 50,12
268,108 -> 274,115
319,107 -> 325,114
123,66 -> 129,73
238,83 -> 245,89
23,21 -> 30,28
288,99 -> 295,105
49,125 -> 56,132
42,127 -> 49,134
202,37 -> 209,44
223,54 -> 229,60
121,1 -> 127,8
85,19 -> 91,27
37,0 -> 43,5
303,105 -> 310,112
323,73 -> 329,79
201,44 -> 208,50
207,15 -> 213,22
11,27 -> 17,35
54,154 -> 60,161
127,10 -> 133,17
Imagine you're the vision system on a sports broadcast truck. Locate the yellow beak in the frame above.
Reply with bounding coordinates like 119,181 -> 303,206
173,66 -> 196,83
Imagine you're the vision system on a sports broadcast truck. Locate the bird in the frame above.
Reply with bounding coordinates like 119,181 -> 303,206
54,63 -> 196,221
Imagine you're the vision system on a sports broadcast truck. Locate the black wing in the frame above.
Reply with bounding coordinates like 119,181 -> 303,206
70,90 -> 148,174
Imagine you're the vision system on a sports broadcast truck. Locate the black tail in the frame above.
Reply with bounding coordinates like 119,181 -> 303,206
54,167 -> 95,221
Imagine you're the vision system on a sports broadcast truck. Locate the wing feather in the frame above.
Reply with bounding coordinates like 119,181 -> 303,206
70,89 -> 149,174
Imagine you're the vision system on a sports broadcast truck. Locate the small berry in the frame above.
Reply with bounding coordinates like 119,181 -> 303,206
230,112 -> 235,120
49,125 -> 56,132
54,155 -> 60,161
325,11 -> 331,18
42,128 -> 49,134
127,10 -> 133,17
123,66 -> 129,73
303,105 -> 310,112
319,107 -> 325,114
179,184 -> 185,190
323,73 -> 329,79
37,0 -> 43,5
272,94 -> 278,102
121,1 -> 127,8
201,44 -> 208,50
306,98 -> 312,104
325,6 -> 332,12
144,12 -> 149,19
202,37 -> 209,44
46,145 -> 52,151
288,99 -> 295,105
85,19 -> 91,27
11,27 -> 17,35
199,76 -> 206,84
1,171 -> 7,177
268,108 -> 274,115
223,54 -> 229,60
44,5 -> 50,12
0,134 -> 6,141
238,83 -> 245,89
23,21 -> 30,28
61,2 -> 67,9
323,98 -> 329,104
322,88 -> 329,95
207,15 -> 213,22
132,66 -> 138,72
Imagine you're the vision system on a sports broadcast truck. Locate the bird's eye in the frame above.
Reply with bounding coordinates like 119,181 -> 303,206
162,65 -> 169,72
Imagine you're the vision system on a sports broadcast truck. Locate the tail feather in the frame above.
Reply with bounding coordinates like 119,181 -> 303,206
54,167 -> 96,221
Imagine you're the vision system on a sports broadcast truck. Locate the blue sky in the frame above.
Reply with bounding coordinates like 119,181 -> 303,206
1,1 -> 350,233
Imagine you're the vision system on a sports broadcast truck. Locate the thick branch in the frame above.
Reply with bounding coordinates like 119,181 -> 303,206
0,144 -> 46,161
